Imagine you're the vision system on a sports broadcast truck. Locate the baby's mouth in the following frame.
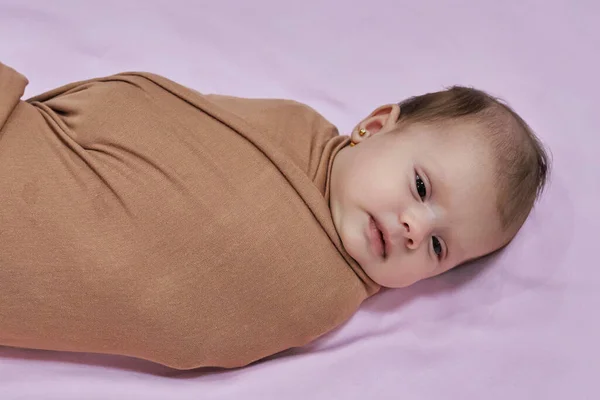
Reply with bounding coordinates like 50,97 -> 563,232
377,222 -> 388,259
379,229 -> 387,259
369,215 -> 387,260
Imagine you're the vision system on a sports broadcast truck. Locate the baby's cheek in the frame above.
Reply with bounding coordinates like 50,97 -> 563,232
388,257 -> 431,288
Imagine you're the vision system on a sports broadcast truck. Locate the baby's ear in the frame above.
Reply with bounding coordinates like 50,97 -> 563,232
370,104 -> 399,119
355,104 -> 401,135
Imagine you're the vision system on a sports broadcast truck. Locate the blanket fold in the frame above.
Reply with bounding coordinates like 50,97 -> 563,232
0,61 -> 379,369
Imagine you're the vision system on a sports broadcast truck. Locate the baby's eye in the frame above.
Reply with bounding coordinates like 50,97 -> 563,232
432,236 -> 443,258
415,174 -> 427,200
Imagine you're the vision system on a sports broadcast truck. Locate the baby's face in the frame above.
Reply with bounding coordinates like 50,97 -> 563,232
329,116 -> 508,288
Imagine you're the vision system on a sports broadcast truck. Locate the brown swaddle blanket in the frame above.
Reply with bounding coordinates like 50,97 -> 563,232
0,62 -> 380,369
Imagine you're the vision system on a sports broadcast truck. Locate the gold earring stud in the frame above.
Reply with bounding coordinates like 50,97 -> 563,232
350,141 -> 356,147
359,128 -> 367,136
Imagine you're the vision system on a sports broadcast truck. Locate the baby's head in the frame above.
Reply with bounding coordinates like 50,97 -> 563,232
329,86 -> 549,288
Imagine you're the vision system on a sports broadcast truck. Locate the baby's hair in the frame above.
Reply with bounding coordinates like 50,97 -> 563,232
396,86 -> 550,235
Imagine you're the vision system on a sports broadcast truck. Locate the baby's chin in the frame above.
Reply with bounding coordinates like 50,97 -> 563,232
338,228 -> 371,268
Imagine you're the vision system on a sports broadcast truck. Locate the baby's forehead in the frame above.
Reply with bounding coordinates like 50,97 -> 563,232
423,131 -> 502,240
413,119 -> 494,152
441,182 -> 505,263
424,133 -> 495,185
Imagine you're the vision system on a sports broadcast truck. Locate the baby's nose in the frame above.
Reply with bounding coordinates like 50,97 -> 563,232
401,215 -> 432,249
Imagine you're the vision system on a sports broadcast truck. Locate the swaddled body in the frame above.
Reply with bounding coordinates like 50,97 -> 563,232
0,63 -> 379,369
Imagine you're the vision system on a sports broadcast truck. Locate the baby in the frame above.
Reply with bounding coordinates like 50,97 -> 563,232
0,62 -> 549,369
329,87 -> 549,288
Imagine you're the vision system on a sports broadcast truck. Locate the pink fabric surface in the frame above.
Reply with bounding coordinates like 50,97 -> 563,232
1,0 -> 598,398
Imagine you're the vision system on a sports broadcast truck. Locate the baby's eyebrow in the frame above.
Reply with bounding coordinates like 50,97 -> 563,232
422,163 -> 443,200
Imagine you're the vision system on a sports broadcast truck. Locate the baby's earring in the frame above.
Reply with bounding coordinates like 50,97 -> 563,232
350,128 -> 368,147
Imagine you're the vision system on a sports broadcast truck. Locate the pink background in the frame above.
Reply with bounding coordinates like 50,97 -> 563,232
1,0 -> 598,399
